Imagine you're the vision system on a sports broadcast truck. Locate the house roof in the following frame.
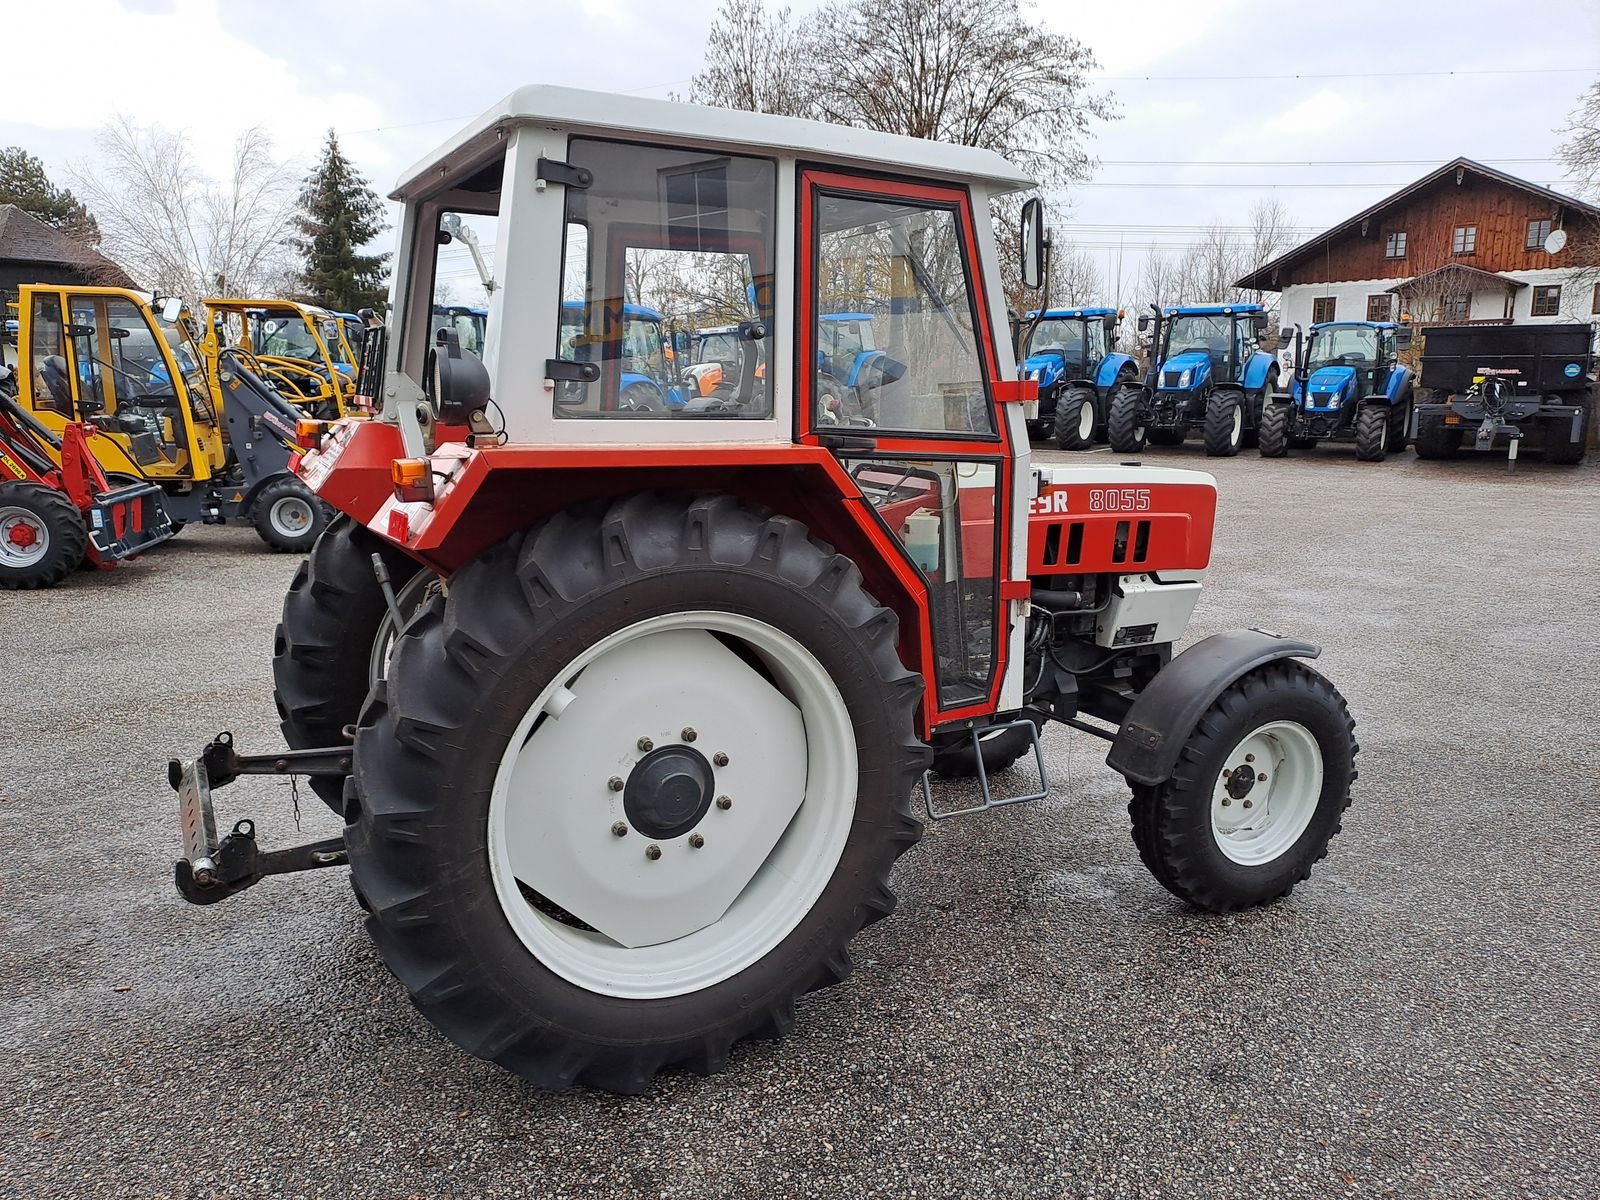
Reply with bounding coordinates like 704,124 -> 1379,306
1234,158 -> 1600,292
0,203 -> 136,286
1384,262 -> 1528,294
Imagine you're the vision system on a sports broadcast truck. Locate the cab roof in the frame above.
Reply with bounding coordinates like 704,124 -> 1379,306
1161,303 -> 1266,317
1026,307 -> 1117,320
393,85 -> 1036,201
562,299 -> 664,321
1310,320 -> 1398,331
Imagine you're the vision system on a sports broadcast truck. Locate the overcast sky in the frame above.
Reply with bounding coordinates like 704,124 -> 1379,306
4,0 -> 1596,304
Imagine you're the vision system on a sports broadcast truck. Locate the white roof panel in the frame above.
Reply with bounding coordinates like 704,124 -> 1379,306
392,85 -> 1036,200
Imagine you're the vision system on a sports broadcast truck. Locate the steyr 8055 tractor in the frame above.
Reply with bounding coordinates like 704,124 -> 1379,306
10,285 -> 332,553
1261,321 -> 1414,461
1111,304 -> 1279,456
1018,306 -> 1137,450
169,87 -> 1359,1095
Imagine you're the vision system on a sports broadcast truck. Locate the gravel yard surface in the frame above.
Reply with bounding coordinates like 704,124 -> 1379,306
2,444 -> 1596,1199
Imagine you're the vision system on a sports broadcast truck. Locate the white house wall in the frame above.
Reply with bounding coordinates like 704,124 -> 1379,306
1279,267 -> 1598,331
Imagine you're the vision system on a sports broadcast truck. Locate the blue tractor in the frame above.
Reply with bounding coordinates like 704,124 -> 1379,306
1261,321 -> 1414,461
1110,303 -> 1279,456
559,300 -> 689,410
1018,307 -> 1138,450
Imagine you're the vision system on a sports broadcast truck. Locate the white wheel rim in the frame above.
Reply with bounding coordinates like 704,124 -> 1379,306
1134,424 -> 1147,442
487,611 -> 857,999
1230,404 -> 1243,445
269,494 -> 314,537
1378,416 -> 1388,450
1078,401 -> 1094,440
0,506 -> 50,568
1210,720 -> 1323,866
368,572 -> 439,688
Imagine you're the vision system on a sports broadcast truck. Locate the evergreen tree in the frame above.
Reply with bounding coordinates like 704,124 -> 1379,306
0,148 -> 101,245
291,131 -> 389,311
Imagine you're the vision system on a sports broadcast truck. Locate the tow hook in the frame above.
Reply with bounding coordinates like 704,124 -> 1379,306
169,731 -> 352,905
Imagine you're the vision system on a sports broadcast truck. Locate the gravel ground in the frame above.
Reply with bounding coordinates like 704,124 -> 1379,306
2,443 -> 1597,1200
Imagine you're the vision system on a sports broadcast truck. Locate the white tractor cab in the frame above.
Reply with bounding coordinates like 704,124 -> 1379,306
170,87 -> 1359,1095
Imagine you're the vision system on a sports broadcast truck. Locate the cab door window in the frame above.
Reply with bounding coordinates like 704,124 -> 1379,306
66,295 -> 188,467
811,191 -> 993,436
29,292 -> 71,416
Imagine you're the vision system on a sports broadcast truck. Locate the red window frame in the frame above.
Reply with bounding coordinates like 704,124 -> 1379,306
794,166 -> 1017,726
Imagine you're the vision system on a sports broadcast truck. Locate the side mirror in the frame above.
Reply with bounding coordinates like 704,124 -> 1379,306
1251,316 -> 1270,338
1277,327 -> 1293,342
1020,197 -> 1046,291
161,297 -> 184,324
1137,315 -> 1151,334
1395,328 -> 1414,351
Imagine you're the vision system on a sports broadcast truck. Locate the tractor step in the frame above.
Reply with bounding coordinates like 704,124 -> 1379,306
169,731 -> 351,905
920,719 -> 1051,820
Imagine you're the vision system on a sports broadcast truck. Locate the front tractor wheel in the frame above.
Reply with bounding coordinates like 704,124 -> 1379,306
1204,390 -> 1245,457
1257,403 -> 1290,457
1053,385 -> 1098,451
1128,660 -> 1356,912
0,482 -> 88,590
1354,404 -> 1390,462
253,476 -> 332,553
348,494 -> 927,1093
1106,384 -> 1149,453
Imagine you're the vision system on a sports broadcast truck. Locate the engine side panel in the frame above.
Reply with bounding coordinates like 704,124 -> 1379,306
1026,465 -> 1216,578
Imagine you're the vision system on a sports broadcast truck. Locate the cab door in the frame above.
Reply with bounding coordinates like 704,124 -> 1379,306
797,168 -> 1020,726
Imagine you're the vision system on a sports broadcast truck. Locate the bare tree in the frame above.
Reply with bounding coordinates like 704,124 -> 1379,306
1239,199 -> 1298,314
1048,240 -> 1102,307
71,118 -> 297,300
688,0 -> 818,117
1559,79 -> 1600,199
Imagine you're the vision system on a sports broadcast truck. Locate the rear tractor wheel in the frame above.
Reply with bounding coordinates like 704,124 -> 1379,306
347,493 -> 928,1093
274,516 -> 428,813
1129,660 -> 1356,912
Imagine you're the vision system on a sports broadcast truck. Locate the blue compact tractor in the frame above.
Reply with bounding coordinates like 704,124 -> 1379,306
1110,304 -> 1279,456
1261,321 -> 1414,461
1019,307 -> 1138,449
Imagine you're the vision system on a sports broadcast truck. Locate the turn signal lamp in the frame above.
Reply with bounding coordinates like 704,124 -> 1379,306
391,457 -> 435,504
295,419 -> 326,449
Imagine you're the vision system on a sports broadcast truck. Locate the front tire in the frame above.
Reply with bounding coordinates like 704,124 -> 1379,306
0,482 -> 87,590
1203,391 -> 1245,457
253,476 -> 332,553
1258,403 -> 1290,457
1128,660 -> 1356,912
1354,405 -> 1390,462
929,718 -> 1039,778
348,493 -> 928,1093
1106,384 -> 1148,453
274,516 -> 425,812
1053,385 -> 1098,451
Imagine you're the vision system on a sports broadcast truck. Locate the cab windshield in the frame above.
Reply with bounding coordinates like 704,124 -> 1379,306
1307,326 -> 1380,370
1027,317 -> 1106,367
251,311 -> 322,362
695,331 -> 740,366
319,318 -> 356,369
1164,314 -> 1232,359
430,309 -> 486,356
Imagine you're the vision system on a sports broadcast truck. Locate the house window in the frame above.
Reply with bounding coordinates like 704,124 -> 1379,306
1526,219 -> 1553,251
1312,296 -> 1337,323
1531,285 -> 1561,316
1384,231 -> 1407,259
1451,225 -> 1477,255
1366,294 -> 1393,322
1441,294 -> 1471,322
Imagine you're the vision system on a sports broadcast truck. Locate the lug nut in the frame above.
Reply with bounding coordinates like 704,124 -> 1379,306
1245,754 -> 1255,763
608,776 -> 624,792
1242,799 -> 1254,809
1257,773 -> 1267,782
611,822 -> 628,838
645,844 -> 662,861
637,736 -> 654,752
713,752 -> 729,767
689,833 -> 705,849
681,727 -> 697,743
1220,798 -> 1231,807
716,795 -> 732,811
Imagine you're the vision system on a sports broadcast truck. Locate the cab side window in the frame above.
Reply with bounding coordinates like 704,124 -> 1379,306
29,293 -> 71,415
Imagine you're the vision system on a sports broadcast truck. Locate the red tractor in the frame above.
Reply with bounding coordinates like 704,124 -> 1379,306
170,88 -> 1358,1094
0,367 -> 173,588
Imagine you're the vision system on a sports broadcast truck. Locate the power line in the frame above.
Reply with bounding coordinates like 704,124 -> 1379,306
1073,179 -> 1574,189
1095,65 -> 1597,81
1095,156 -> 1559,167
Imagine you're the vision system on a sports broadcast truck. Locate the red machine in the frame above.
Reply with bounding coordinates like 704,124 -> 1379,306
0,376 -> 173,589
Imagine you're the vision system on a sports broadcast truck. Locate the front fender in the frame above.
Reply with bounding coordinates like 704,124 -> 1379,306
1383,365 -> 1413,402
1106,629 -> 1322,786
1095,353 -> 1136,390
1240,353 -> 1277,392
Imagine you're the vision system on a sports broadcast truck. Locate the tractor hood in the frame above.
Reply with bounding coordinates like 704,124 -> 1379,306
1158,350 -> 1212,390
1023,352 -> 1069,389
1303,365 -> 1356,408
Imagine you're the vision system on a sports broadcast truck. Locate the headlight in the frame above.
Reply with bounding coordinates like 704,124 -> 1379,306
1178,368 -> 1192,387
1030,368 -> 1042,381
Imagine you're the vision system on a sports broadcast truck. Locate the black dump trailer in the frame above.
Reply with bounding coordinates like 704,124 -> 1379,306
1411,322 -> 1594,465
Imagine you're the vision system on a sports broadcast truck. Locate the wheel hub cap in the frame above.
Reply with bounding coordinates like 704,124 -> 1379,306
1224,763 -> 1257,800
624,744 -> 715,839
7,522 -> 38,549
